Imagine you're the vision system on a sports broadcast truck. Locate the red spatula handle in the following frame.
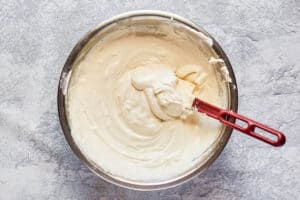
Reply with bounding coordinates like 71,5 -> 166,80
192,98 -> 286,147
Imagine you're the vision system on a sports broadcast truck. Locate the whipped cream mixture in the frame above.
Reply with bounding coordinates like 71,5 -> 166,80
66,29 -> 226,182
131,65 -> 193,121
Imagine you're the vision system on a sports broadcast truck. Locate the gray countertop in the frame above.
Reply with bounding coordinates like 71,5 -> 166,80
0,0 -> 299,199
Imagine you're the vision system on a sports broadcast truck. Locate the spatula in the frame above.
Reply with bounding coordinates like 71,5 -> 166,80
192,98 -> 286,146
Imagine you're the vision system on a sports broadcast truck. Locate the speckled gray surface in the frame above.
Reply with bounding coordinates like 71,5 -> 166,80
0,0 -> 299,199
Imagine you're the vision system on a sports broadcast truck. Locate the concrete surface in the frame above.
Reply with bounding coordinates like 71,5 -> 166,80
0,0 -> 299,199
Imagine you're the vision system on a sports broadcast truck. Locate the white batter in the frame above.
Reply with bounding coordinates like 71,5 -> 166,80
66,30 -> 226,182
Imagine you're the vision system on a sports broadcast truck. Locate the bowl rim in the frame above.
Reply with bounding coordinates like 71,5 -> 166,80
57,10 -> 238,191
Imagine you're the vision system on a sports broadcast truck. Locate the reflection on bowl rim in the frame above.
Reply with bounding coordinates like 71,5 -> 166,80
57,10 -> 238,191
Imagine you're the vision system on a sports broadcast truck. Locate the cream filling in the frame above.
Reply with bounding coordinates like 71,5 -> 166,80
66,31 -> 226,182
131,65 -> 193,120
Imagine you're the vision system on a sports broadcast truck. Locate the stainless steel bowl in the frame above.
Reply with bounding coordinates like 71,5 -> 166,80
57,10 -> 238,190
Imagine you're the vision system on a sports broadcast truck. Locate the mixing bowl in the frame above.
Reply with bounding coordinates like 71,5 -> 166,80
57,10 -> 238,190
